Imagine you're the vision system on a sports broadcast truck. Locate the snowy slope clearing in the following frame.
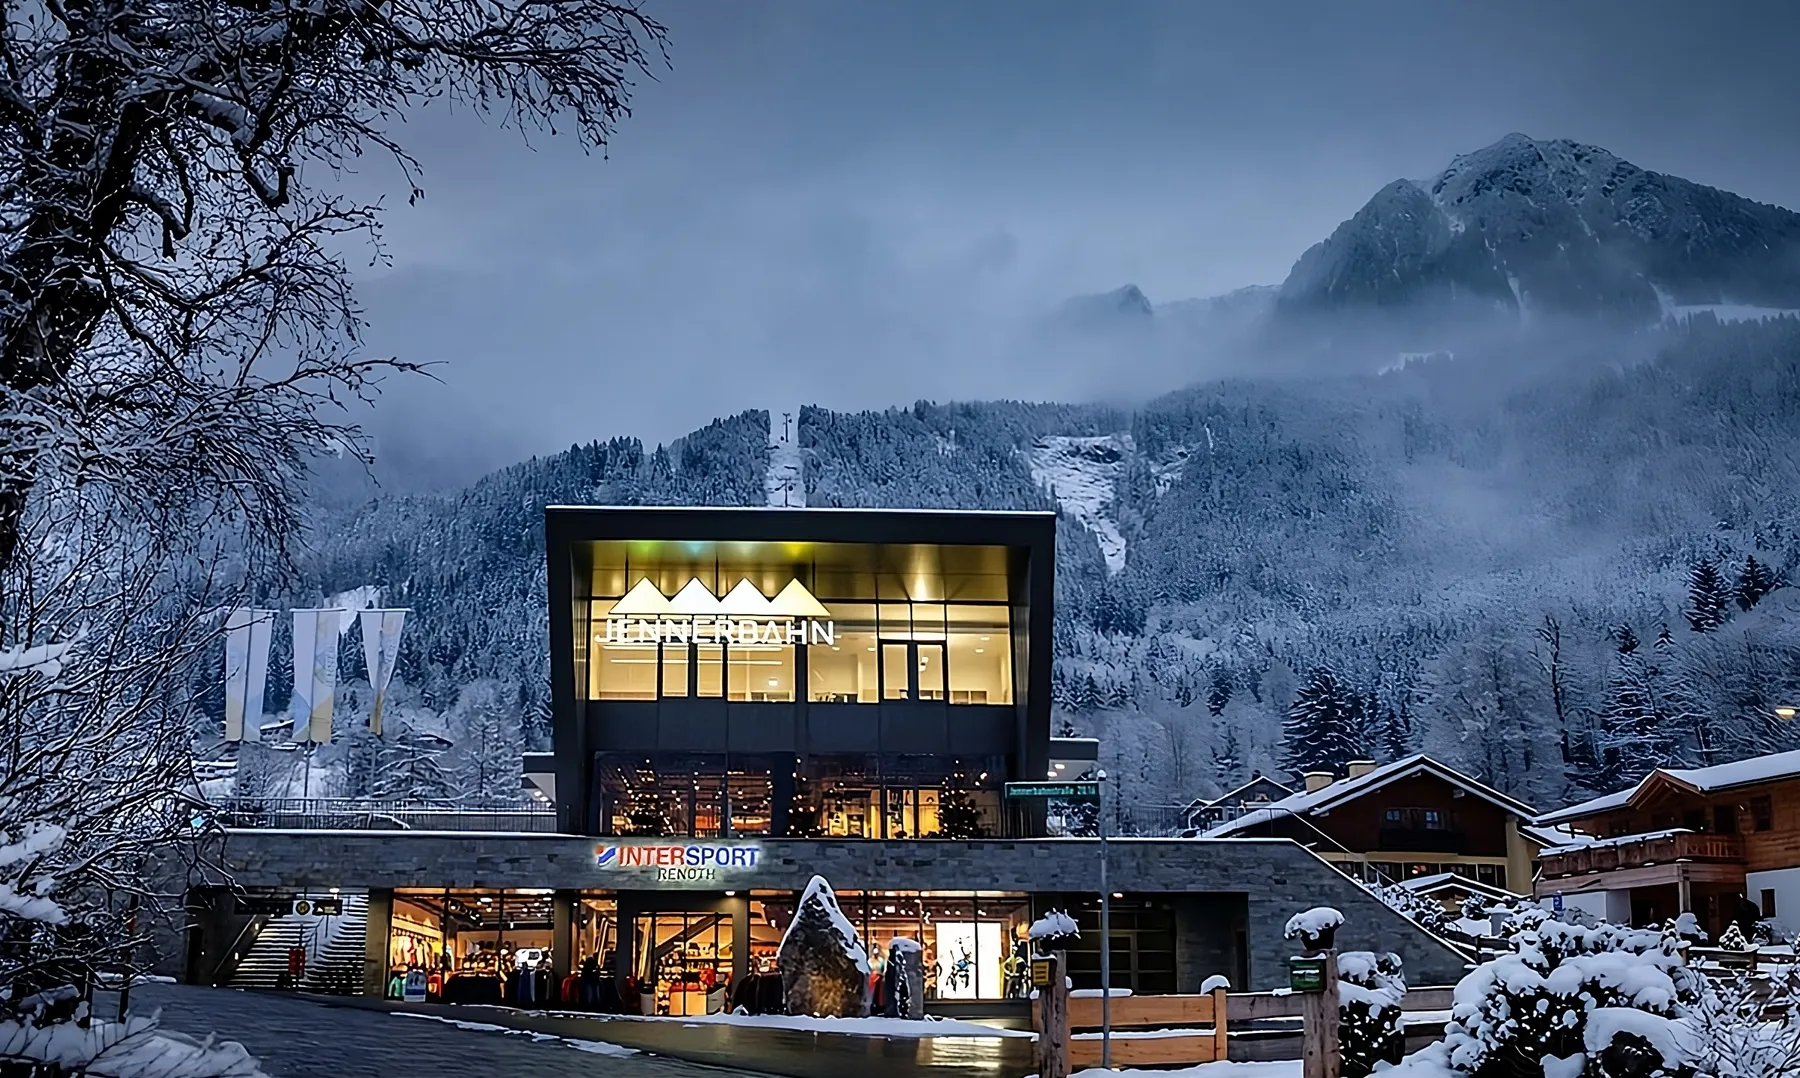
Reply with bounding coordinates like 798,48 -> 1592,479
765,405 -> 804,507
1025,435 -> 1129,574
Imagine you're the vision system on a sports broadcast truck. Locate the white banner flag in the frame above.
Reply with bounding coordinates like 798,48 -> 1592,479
223,608 -> 275,743
291,609 -> 345,744
359,608 -> 408,736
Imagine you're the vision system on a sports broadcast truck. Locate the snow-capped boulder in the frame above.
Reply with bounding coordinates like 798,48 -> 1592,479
777,875 -> 870,1018
883,938 -> 924,1020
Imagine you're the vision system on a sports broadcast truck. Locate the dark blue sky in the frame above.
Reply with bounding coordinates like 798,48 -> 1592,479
351,0 -> 1800,481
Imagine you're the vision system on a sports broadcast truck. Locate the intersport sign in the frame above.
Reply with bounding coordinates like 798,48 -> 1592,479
594,842 -> 762,883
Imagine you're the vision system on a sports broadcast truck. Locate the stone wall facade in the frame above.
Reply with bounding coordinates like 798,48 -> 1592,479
181,831 -> 1467,990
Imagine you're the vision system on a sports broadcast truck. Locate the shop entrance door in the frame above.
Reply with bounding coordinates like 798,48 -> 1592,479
634,911 -> 733,1016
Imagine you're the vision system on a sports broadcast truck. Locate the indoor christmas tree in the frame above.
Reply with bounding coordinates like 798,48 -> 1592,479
937,768 -> 988,839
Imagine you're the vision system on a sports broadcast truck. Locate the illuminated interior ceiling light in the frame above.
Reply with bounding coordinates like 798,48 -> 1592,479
768,579 -> 832,619
668,578 -> 723,615
719,578 -> 775,617
609,577 -> 674,616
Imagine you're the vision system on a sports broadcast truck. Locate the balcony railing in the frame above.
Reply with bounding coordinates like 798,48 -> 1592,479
1539,829 -> 1746,877
212,798 -> 560,834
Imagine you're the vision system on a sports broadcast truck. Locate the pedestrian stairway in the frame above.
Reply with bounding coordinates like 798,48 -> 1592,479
229,892 -> 369,994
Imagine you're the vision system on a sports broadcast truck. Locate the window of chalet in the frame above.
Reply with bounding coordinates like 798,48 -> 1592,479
1714,804 -> 1738,834
1684,809 -> 1708,833
1423,809 -> 1447,830
1752,796 -> 1774,832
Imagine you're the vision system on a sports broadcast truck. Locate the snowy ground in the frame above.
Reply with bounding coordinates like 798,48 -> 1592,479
765,405 -> 804,508
1025,435 -> 1130,574
539,1008 -> 1035,1039
127,983 -> 739,1078
1070,1061 -> 1299,1078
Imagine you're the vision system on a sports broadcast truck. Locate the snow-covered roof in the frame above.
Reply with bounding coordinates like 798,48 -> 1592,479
1534,748 -> 1800,826
1396,872 -> 1522,902
1540,828 -> 1689,856
1200,775 -> 1295,809
1202,754 -> 1535,838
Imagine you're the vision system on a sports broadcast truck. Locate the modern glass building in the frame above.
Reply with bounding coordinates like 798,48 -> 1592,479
170,506 -> 1469,1018
546,506 -> 1057,842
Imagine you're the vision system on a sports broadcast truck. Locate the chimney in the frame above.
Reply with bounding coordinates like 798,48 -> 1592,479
1303,771 -> 1335,793
1346,759 -> 1378,780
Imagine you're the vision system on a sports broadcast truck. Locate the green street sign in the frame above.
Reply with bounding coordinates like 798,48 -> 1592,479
1289,956 -> 1326,993
1005,781 -> 1099,800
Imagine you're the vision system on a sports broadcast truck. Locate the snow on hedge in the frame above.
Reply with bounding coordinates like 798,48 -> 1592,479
1030,910 -> 1080,941
1283,907 -> 1343,939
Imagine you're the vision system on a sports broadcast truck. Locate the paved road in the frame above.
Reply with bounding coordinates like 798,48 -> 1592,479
129,984 -> 758,1078
324,995 -> 1038,1078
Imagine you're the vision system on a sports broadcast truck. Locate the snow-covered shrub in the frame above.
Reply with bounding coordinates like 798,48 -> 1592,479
1366,881 -> 1449,935
1716,923 -> 1750,951
1666,913 -> 1707,945
1284,906 -> 1344,952
1029,909 -> 1081,948
1339,950 -> 1406,1078
1681,970 -> 1800,1078
1437,919 -> 1707,1078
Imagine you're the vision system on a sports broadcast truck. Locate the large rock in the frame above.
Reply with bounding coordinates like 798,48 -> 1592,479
777,875 -> 870,1017
883,938 -> 924,1019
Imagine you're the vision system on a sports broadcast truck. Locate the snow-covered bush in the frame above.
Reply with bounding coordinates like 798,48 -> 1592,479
1425,919 -> 1709,1078
1029,910 -> 1081,948
1367,881 -> 1449,935
1716,923 -> 1750,951
1284,906 -> 1344,952
1339,950 -> 1406,1078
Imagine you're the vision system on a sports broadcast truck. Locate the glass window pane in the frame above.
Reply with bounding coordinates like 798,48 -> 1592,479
882,644 -> 910,700
593,639 -> 658,700
696,644 -> 723,698
661,641 -> 689,698
809,603 -> 876,703
727,643 -> 793,702
917,643 -> 945,701
948,604 -> 1012,705
879,602 -> 911,638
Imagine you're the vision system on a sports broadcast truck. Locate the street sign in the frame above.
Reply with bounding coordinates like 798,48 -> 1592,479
1005,781 -> 1100,800
292,899 -> 312,916
1031,959 -> 1052,988
314,898 -> 344,916
1289,956 -> 1326,993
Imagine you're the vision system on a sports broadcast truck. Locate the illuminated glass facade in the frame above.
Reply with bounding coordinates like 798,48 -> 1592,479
547,508 -> 1056,839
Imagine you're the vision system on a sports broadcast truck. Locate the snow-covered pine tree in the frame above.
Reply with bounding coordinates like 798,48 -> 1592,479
1591,626 -> 1675,789
1736,554 -> 1778,611
1211,724 -> 1244,787
371,722 -> 454,803
1281,667 -> 1363,778
1686,560 -> 1730,632
1652,625 -> 1714,767
444,679 -> 525,803
1207,668 -> 1233,716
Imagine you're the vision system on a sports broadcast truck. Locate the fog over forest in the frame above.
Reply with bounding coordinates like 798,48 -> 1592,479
219,131 -> 1800,821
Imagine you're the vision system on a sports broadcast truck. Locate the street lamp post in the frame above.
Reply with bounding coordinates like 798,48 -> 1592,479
1097,767 -> 1112,1070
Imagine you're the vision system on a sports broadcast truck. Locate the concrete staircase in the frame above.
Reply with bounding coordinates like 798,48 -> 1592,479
229,892 -> 369,994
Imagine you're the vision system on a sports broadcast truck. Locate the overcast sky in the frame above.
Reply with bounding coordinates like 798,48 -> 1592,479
349,0 -> 1800,485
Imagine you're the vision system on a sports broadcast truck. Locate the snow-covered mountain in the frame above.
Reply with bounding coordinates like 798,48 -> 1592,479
1275,132 -> 1800,324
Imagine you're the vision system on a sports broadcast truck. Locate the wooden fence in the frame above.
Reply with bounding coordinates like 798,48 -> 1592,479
1045,987 -> 1231,1070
